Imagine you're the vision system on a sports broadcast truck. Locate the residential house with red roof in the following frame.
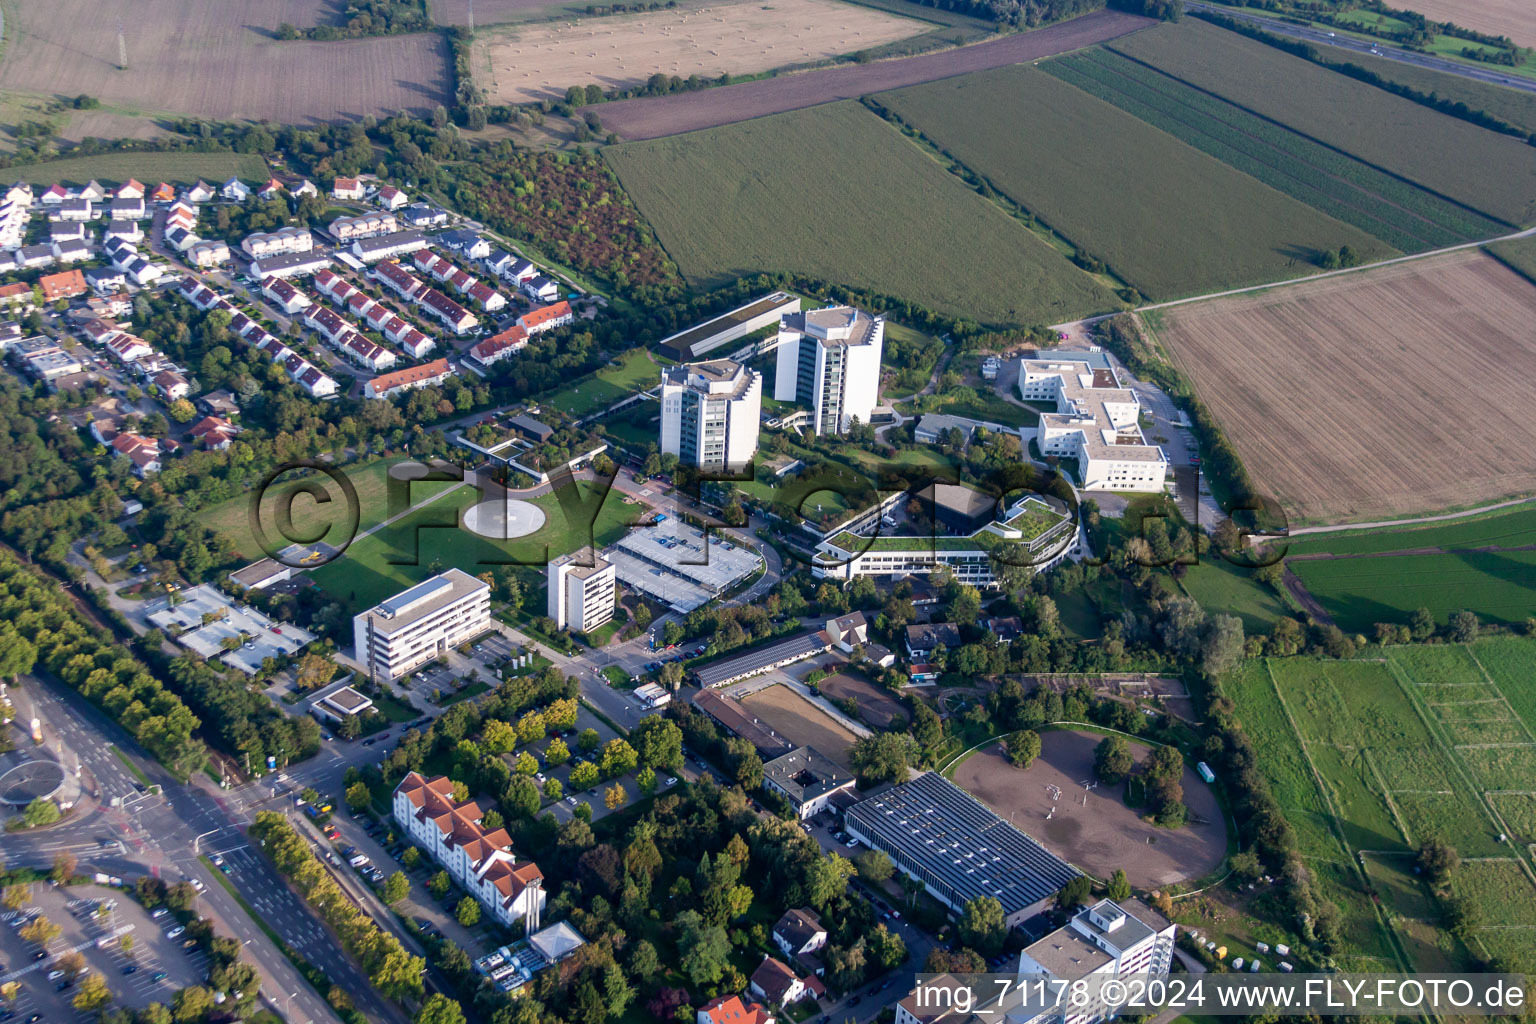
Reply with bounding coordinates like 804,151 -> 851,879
363,357 -> 451,400
696,995 -> 774,1024
469,326 -> 528,367
518,300 -> 573,336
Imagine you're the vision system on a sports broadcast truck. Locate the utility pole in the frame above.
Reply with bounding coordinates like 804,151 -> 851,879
467,0 -> 475,33
116,20 -> 128,70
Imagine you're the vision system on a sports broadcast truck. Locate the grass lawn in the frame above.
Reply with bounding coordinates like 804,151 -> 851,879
2,151 -> 268,185
202,456 -> 463,561
310,483 -> 645,617
370,688 -> 419,722
585,618 -> 624,648
605,99 -> 1117,326
906,387 -> 1040,429
542,348 -> 660,418
1178,558 -> 1286,634
601,665 -> 630,687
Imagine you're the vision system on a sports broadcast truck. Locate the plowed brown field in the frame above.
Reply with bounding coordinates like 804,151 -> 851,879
0,0 -> 450,122
1152,249 -> 1536,524
597,8 -> 1152,140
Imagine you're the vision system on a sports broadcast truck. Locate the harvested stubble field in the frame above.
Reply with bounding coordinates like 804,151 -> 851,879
604,101 -> 1117,324
1393,0 -> 1536,48
0,0 -> 450,123
1150,250 -> 1536,524
1045,48 -> 1504,251
595,8 -> 1152,141
433,0 -> 581,25
472,0 -> 928,105
875,65 -> 1389,299
1110,20 -> 1536,226
738,684 -> 858,767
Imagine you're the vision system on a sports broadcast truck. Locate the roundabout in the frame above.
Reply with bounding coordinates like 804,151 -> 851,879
0,755 -> 66,806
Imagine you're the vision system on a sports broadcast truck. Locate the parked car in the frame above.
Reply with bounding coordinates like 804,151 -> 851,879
122,965 -> 139,975
166,925 -> 186,939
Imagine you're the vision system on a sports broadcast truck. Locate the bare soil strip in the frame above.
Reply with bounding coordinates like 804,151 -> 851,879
598,8 -> 1154,140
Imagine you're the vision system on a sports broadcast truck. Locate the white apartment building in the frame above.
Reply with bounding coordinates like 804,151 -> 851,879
1019,359 -> 1167,493
547,547 -> 616,633
352,569 -> 491,682
241,226 -> 313,258
773,306 -> 884,435
1012,900 -> 1176,1024
393,772 -> 546,928
659,359 -> 762,471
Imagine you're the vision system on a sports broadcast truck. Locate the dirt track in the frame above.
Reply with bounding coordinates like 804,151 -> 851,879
597,8 -> 1154,140
952,731 -> 1227,888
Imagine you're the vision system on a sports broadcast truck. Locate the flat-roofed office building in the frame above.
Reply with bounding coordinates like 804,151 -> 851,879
547,547 -> 617,633
353,569 -> 491,682
659,359 -> 762,471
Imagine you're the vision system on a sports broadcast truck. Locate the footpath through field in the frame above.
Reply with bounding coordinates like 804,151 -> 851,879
598,9 -> 1154,141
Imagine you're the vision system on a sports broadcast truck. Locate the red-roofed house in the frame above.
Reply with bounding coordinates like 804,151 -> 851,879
518,300 -> 573,336
39,269 -> 87,302
110,432 -> 165,477
189,415 -> 241,450
376,184 -> 407,210
393,772 -> 545,926
151,182 -> 176,203
469,325 -> 527,366
115,179 -> 145,200
363,357 -> 451,399
332,177 -> 365,200
696,995 -> 774,1024
749,957 -> 817,1008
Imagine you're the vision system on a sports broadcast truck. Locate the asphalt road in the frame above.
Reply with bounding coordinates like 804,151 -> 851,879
1187,1 -> 1536,94
10,677 -> 407,1024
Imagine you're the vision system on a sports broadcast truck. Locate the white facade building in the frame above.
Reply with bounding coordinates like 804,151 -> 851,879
659,359 -> 762,472
1009,900 -> 1176,1024
547,547 -> 616,633
773,306 -> 883,435
393,772 -> 546,928
1019,359 -> 1167,493
352,569 -> 491,682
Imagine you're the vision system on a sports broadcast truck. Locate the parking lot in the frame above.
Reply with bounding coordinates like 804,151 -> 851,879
0,884 -> 206,1023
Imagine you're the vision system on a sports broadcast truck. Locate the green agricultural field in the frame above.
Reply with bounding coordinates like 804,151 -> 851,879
1466,636 -> 1536,735
1319,47 -> 1536,138
1450,860 -> 1536,926
1289,549 -> 1536,634
309,482 -> 645,617
604,101 -> 1118,326
543,349 -> 661,418
202,456 -> 463,562
1269,659 -> 1410,853
1229,646 -> 1536,971
3,151 -> 269,186
1109,20 -> 1536,226
1177,558 -> 1287,634
874,65 -> 1390,300
1044,49 -> 1504,251
1224,662 -> 1341,858
1282,504 -> 1536,557
1487,235 -> 1536,286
